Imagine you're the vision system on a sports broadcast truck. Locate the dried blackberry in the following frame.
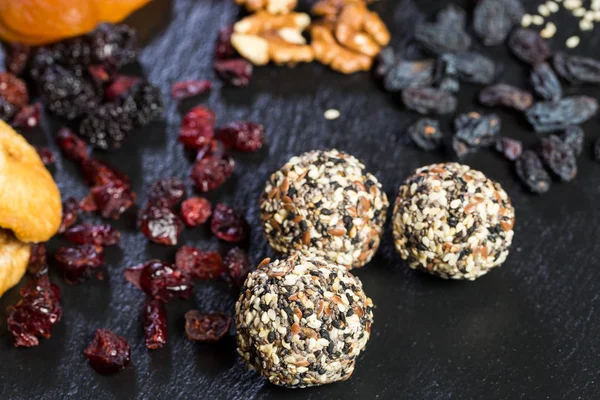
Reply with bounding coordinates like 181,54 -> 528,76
79,102 -> 135,150
29,47 -> 62,80
40,65 -> 100,120
0,98 -> 16,122
127,82 -> 164,127
407,118 -> 443,150
90,24 -> 137,69
561,126 -> 584,156
530,63 -> 562,102
540,135 -> 577,182
454,112 -> 501,148
516,151 -> 551,194
414,5 -> 471,55
52,37 -> 93,70
454,52 -> 497,85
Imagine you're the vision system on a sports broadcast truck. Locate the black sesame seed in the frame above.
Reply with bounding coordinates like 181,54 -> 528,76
268,331 -> 276,342
321,209 -> 333,215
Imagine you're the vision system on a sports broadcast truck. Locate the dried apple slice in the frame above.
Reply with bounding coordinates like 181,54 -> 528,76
0,120 -> 62,243
0,228 -> 30,298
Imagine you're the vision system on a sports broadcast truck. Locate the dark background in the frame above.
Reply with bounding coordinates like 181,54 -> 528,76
1,0 -> 600,399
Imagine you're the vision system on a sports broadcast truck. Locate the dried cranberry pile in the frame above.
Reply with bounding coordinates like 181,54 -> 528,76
377,2 -> 600,195
2,24 -> 164,150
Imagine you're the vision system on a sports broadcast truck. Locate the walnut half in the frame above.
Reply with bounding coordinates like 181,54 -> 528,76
234,0 -> 297,15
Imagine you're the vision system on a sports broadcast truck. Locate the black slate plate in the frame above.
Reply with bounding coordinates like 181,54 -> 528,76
2,1 -> 600,399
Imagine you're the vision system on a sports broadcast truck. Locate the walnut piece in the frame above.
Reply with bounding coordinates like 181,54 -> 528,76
311,24 -> 372,74
232,12 -> 314,66
235,0 -> 297,14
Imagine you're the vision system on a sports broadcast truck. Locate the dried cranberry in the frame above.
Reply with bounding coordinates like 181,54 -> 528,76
56,127 -> 89,164
89,183 -> 136,220
175,246 -> 224,280
180,197 -> 212,227
64,224 -> 120,246
215,26 -> 236,60
84,329 -> 131,375
148,177 -> 186,208
495,137 -> 523,161
211,204 -> 248,243
223,247 -> 251,286
27,243 -> 48,276
54,245 -> 104,284
80,159 -> 130,187
144,298 -> 167,350
196,139 -> 222,161
185,310 -> 231,342
0,72 -> 28,108
59,197 -> 80,233
214,59 -> 253,87
5,43 -> 31,75
179,106 -> 216,150
139,206 -> 183,246
124,263 -> 144,289
218,121 -> 265,152
171,80 -> 211,100
36,147 -> 56,166
12,103 -> 41,130
80,194 -> 98,213
191,154 -> 235,192
88,65 -> 112,84
139,260 -> 192,302
6,275 -> 62,347
105,76 -> 141,102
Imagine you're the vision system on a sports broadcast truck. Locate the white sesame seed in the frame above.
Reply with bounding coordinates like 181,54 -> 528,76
566,35 -> 581,48
538,4 -> 550,16
573,7 -> 586,17
547,1 -> 559,12
564,0 -> 582,10
593,0 -> 600,10
521,14 -> 533,27
595,10 -> 600,21
541,22 -> 557,38
585,11 -> 596,21
532,15 -> 545,25
324,109 -> 340,120
580,19 -> 593,31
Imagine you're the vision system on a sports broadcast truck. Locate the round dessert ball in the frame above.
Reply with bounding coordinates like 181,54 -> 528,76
259,149 -> 389,269
392,163 -> 515,280
235,254 -> 374,388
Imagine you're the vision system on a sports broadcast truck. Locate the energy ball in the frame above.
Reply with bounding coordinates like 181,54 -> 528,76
392,163 -> 515,280
259,149 -> 389,269
235,254 -> 374,388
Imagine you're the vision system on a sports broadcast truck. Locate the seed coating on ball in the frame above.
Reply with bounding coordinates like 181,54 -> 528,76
259,149 -> 389,269
392,163 -> 515,280
235,254 -> 374,388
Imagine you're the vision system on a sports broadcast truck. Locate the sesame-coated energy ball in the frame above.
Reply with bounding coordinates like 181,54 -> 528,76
235,254 -> 374,388
392,163 -> 515,280
259,149 -> 389,269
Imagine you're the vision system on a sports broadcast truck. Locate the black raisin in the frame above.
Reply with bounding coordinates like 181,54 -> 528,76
454,52 -> 497,85
530,62 -> 562,101
435,54 -> 460,93
414,5 -> 471,55
553,52 -> 600,85
479,84 -> 533,111
383,59 -> 437,92
474,0 -> 524,46
508,28 -> 551,65
526,96 -> 598,133
515,151 -> 551,194
407,118 -> 443,150
402,88 -> 457,115
540,135 -> 577,182
561,126 -> 584,156
594,137 -> 600,162
454,112 -> 501,148
374,47 -> 397,80
495,137 -> 523,161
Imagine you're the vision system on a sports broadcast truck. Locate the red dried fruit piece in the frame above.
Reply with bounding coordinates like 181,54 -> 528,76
105,75 -> 141,102
180,197 -> 212,227
27,243 -> 48,275
55,245 -> 105,284
179,106 -> 216,150
171,80 -> 211,100
7,275 -> 62,348
80,194 -> 98,213
80,159 -> 130,187
84,329 -> 131,375
196,139 -> 222,161
0,72 -> 28,108
64,224 -> 120,246
36,147 -> 56,166
88,65 -> 113,84
215,26 -> 236,60
148,177 -> 186,209
124,263 -> 144,290
144,298 -> 167,350
214,59 -> 253,87
12,103 -> 42,130
211,204 -> 248,243
5,44 -> 31,75
139,206 -> 183,246
218,121 -> 265,152
223,247 -> 251,286
139,260 -> 192,302
175,246 -> 224,280
56,127 -> 89,163
59,197 -> 80,233
185,310 -> 231,342
191,154 -> 235,192
89,183 -> 136,220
